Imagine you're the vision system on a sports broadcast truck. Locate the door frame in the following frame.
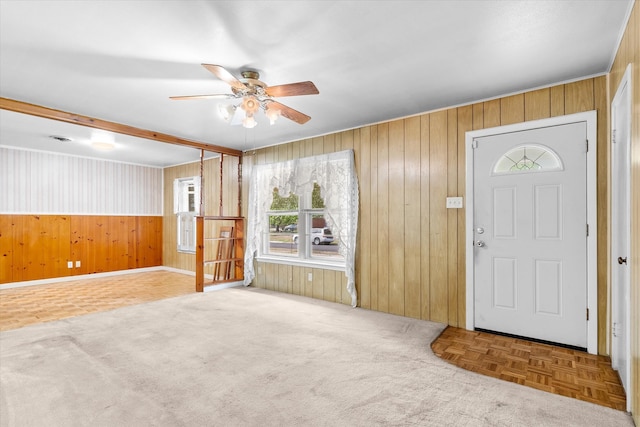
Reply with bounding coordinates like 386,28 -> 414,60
610,63 -> 632,410
465,111 -> 598,354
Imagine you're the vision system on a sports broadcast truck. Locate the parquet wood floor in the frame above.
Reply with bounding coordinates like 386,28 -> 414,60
431,326 -> 627,411
0,271 -> 194,332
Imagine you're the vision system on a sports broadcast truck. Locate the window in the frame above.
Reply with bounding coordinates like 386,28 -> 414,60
265,184 -> 344,263
493,144 -> 563,175
174,176 -> 201,253
266,189 -> 300,258
245,149 -> 359,306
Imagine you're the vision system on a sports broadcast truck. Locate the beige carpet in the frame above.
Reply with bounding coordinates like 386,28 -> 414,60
0,287 -> 633,427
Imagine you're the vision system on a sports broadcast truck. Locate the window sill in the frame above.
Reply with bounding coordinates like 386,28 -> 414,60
255,255 -> 345,272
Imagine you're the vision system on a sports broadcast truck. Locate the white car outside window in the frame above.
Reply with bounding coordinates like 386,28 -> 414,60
292,228 -> 333,245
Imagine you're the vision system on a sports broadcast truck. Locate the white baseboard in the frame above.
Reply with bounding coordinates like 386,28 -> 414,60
0,266 -> 165,290
1,266 -> 246,291
157,267 -> 245,291
204,281 -> 244,292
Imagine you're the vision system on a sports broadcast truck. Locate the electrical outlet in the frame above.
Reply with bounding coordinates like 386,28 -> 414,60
67,261 -> 73,269
308,272 -> 313,282
446,197 -> 464,209
75,260 -> 81,268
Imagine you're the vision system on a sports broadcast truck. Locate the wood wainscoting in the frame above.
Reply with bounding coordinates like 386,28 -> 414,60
0,214 -> 162,284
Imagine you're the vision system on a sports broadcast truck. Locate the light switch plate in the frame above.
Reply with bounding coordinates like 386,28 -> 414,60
446,197 -> 464,209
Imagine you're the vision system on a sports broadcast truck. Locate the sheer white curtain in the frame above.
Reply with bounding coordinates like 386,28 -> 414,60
244,149 -> 359,307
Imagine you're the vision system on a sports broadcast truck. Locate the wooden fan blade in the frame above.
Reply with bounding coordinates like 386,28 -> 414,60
202,64 -> 246,91
265,81 -> 319,97
269,101 -> 311,124
170,94 -> 235,100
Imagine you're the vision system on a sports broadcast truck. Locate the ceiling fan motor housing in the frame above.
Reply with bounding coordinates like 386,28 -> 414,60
241,70 -> 260,80
232,71 -> 267,98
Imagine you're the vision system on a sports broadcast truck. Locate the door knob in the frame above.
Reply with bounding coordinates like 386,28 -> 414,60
474,240 -> 485,247
618,256 -> 627,265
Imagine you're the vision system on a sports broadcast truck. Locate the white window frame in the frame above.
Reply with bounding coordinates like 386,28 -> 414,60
176,213 -> 197,253
174,176 -> 201,253
264,209 -> 300,259
262,201 -> 344,269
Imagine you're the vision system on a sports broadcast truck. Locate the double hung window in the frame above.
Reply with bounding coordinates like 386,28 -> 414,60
174,176 -> 200,253
265,184 -> 344,265
245,149 -> 359,306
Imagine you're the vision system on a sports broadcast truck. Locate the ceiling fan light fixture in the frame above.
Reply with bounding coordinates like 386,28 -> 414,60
171,65 -> 317,127
240,95 -> 260,115
265,104 -> 281,125
217,103 -> 236,122
242,114 -> 257,129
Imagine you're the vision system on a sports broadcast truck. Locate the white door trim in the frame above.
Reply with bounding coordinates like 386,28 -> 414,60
610,63 -> 632,410
465,111 -> 598,354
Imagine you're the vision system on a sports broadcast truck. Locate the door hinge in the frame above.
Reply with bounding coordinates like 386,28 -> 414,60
612,129 -> 617,144
472,139 -> 478,149
585,139 -> 589,152
586,224 -> 589,237
586,308 -> 590,321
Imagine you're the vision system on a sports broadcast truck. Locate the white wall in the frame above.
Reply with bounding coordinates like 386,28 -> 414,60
0,146 -> 162,215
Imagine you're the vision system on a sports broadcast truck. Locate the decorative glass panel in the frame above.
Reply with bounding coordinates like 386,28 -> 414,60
493,144 -> 563,175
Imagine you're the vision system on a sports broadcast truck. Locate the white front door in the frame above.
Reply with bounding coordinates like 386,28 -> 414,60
472,122 -> 589,348
611,64 -> 631,409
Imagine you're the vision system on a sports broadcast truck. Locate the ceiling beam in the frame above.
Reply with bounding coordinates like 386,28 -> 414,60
0,97 -> 242,157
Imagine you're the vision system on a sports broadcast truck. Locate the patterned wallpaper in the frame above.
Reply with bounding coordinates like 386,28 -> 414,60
0,147 -> 163,215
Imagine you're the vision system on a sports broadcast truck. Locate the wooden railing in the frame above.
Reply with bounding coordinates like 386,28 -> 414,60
195,216 -> 244,292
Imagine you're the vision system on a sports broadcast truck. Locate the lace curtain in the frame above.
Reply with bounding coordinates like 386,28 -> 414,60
244,149 -> 360,307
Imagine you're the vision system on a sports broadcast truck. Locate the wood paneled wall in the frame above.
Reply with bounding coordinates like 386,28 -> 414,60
0,147 -> 162,215
0,214 -> 162,284
162,155 -> 240,271
244,75 -> 609,351
0,146 -> 164,284
609,1 -> 639,422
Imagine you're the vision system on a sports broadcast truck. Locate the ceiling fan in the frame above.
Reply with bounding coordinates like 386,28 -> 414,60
170,64 -> 319,128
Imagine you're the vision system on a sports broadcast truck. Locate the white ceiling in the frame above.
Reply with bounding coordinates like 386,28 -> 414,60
0,0 -> 634,167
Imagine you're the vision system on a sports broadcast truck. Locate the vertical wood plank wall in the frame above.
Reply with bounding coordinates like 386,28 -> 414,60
0,147 -> 164,284
0,147 -> 162,215
609,1 -> 639,422
244,75 -> 610,351
0,214 -> 162,283
162,155 -> 240,271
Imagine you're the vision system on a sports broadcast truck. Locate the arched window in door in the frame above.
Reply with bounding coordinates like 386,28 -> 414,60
492,144 -> 563,175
